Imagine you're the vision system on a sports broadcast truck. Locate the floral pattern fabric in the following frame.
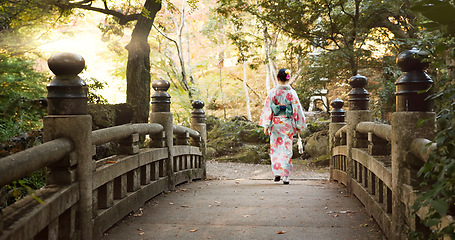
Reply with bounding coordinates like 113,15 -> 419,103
259,85 -> 306,177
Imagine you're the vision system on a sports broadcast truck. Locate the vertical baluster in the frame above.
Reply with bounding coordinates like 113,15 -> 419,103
141,164 -> 151,185
114,175 -> 127,199
371,174 -> 376,196
98,181 -> 114,209
378,179 -> 384,204
127,169 -> 140,192
118,133 -> 139,155
387,187 -> 392,214
58,206 -> 77,239
368,132 -> 390,155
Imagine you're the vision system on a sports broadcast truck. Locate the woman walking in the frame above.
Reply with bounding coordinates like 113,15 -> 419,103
259,68 -> 306,184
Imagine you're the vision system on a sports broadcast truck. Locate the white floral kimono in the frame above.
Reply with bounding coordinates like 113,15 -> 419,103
259,84 -> 306,177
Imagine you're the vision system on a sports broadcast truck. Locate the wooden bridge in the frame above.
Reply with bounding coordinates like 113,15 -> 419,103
0,49 -> 452,240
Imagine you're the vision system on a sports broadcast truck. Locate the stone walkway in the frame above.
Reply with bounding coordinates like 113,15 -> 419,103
102,162 -> 385,240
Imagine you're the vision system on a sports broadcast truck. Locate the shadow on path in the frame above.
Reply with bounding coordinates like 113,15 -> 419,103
102,179 -> 385,240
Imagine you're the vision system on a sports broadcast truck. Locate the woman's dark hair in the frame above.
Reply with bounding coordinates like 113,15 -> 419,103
277,68 -> 289,82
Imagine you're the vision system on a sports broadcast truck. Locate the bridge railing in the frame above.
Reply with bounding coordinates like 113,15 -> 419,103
329,48 -> 453,239
0,53 -> 207,240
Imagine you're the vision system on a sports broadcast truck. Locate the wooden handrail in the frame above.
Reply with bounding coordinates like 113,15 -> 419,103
335,125 -> 347,138
356,121 -> 392,142
410,138 -> 436,162
0,138 -> 73,186
173,125 -> 200,139
92,123 -> 164,145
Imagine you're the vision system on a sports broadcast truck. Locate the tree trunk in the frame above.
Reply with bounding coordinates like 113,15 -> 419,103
125,0 -> 161,123
263,26 -> 271,92
242,60 -> 252,120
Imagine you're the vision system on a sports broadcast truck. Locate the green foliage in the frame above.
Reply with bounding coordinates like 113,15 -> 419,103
85,77 -> 109,104
1,169 -> 46,208
410,1 -> 455,238
217,0 -> 414,78
411,88 -> 455,239
206,115 -> 269,159
0,55 -> 48,141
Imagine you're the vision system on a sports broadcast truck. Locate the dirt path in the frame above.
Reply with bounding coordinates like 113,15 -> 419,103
206,160 -> 329,181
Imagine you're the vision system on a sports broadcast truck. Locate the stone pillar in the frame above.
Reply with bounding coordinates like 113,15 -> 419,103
150,79 -> 175,190
43,53 -> 93,240
391,48 -> 435,239
345,75 -> 371,192
191,100 -> 207,178
329,99 -> 346,181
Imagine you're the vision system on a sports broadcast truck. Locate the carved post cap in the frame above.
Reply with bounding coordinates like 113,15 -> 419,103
331,98 -> 344,109
330,98 -> 345,123
151,79 -> 171,112
191,100 -> 206,123
48,52 -> 85,75
396,47 -> 429,72
348,74 -> 369,110
192,100 -> 205,109
395,48 -> 433,112
47,52 -> 88,115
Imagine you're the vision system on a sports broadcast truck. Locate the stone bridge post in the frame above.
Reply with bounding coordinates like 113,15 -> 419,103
391,48 -> 435,239
43,53 -> 93,239
329,98 -> 346,180
150,79 -> 175,190
345,75 -> 371,193
191,100 -> 207,179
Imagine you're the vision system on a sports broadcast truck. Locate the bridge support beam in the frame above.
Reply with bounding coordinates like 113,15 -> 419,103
191,100 -> 207,179
391,112 -> 435,239
345,75 -> 371,193
150,79 -> 175,190
391,48 -> 435,239
329,99 -> 346,180
44,53 -> 93,240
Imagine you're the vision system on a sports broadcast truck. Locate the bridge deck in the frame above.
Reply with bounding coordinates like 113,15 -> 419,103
102,179 -> 384,240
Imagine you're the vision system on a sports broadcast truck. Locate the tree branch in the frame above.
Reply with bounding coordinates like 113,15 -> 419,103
227,73 -> 261,99
56,1 -> 141,25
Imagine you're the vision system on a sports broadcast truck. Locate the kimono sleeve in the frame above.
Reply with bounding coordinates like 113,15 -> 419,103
259,92 -> 273,129
291,89 -> 307,132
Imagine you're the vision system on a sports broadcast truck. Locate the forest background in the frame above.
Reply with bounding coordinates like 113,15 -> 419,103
1,0 -> 454,135
0,0 -> 455,238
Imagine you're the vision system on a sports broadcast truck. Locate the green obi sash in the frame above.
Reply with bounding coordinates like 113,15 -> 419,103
271,102 -> 293,118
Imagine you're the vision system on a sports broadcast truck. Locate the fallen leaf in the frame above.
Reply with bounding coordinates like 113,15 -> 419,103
181,189 -> 187,191
333,214 -> 339,217
190,229 -> 198,232
277,231 -> 286,234
138,232 -> 145,235
259,197 -> 264,200
106,161 -> 116,163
